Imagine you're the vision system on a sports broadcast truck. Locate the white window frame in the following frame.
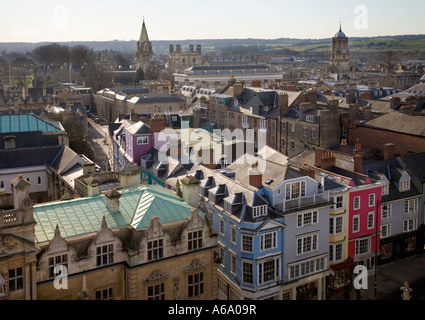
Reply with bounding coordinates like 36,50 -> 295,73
331,195 -> 344,210
404,198 -> 418,214
253,205 -> 267,218
241,234 -> 253,253
399,180 -> 411,192
381,203 -> 392,219
297,211 -> 318,228
382,183 -> 389,195
230,225 -> 236,244
353,215 -> 360,233
137,136 -> 149,145
353,196 -> 360,210
296,233 -> 318,256
367,211 -> 375,230
219,216 -> 225,236
381,224 -> 391,238
257,257 -> 280,285
230,251 -> 237,275
403,218 -> 418,232
260,231 -> 277,252
306,115 -> 316,123
329,242 -> 344,263
330,215 -> 344,235
242,260 -> 254,285
355,237 -> 370,255
369,193 -> 376,207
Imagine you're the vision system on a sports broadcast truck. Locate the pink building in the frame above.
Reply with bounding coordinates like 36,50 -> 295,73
347,180 -> 382,271
124,121 -> 154,165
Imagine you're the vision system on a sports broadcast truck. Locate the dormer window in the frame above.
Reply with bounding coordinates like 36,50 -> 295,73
224,201 -> 232,214
382,183 -> 389,195
306,115 -> 316,123
399,179 -> 410,192
253,205 -> 267,218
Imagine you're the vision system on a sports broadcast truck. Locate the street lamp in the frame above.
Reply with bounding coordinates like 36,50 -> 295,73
375,199 -> 387,298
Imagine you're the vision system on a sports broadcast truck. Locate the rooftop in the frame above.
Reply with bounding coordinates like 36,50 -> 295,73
0,114 -> 63,134
33,184 -> 202,243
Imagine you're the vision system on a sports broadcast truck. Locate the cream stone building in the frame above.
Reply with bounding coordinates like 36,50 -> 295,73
0,174 -> 218,300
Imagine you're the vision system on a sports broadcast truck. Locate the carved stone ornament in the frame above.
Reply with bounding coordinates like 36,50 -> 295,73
184,259 -> 206,272
144,269 -> 169,283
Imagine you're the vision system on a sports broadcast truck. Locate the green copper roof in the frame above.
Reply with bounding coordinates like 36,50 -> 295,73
33,185 -> 203,243
0,114 -> 63,133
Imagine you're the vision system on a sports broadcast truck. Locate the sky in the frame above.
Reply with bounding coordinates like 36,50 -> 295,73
0,0 -> 424,43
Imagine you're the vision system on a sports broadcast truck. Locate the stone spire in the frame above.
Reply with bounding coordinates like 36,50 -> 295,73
139,19 -> 150,43
136,18 -> 153,72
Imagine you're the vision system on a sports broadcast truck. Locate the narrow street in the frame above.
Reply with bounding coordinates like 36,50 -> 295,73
87,118 -> 110,172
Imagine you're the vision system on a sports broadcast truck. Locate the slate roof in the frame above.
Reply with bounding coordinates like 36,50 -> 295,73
126,121 -> 152,135
397,152 -> 425,184
33,184 -> 203,243
227,153 -> 302,190
0,145 -> 63,169
359,112 -> 425,137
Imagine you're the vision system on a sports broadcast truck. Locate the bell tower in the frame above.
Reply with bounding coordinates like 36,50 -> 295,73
136,19 -> 153,73
330,23 -> 350,74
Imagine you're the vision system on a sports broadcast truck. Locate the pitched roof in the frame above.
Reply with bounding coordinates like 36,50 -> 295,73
33,185 -> 203,243
359,112 -> 425,137
0,114 -> 63,133
126,121 -> 152,135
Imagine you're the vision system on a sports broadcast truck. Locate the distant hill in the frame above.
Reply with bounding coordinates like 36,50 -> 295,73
1,34 -> 425,57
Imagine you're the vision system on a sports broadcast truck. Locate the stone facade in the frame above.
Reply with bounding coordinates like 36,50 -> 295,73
169,44 -> 202,72
0,175 -> 218,301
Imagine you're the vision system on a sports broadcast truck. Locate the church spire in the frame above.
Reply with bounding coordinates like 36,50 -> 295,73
139,18 -> 150,43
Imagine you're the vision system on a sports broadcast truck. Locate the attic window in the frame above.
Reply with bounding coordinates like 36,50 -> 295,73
253,205 -> 267,218
399,179 -> 411,192
306,115 -> 316,123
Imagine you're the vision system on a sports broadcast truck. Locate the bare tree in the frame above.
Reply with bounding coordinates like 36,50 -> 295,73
31,43 -> 70,65
378,50 -> 401,75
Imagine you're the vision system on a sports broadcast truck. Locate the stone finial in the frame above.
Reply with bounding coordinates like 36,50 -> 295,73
55,224 -> 61,237
101,216 -> 107,228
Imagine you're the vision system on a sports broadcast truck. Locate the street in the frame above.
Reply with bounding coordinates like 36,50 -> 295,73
87,118 -> 110,172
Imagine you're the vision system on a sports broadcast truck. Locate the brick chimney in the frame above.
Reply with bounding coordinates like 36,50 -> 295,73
314,148 -> 336,170
353,139 -> 363,173
340,138 -> 349,154
249,162 -> 263,188
384,143 -> 396,160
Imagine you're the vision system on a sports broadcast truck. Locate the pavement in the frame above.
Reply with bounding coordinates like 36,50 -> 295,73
331,253 -> 425,300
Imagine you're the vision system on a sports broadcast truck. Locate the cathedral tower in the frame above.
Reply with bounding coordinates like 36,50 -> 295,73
136,19 -> 153,73
330,24 -> 350,74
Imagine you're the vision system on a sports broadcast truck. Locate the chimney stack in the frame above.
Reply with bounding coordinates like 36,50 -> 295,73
104,189 -> 121,213
11,175 -> 31,209
353,139 -> 363,173
314,148 -> 336,170
384,143 -> 396,160
248,162 -> 263,188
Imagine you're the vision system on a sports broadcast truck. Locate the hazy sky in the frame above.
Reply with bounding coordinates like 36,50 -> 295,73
0,0 -> 424,43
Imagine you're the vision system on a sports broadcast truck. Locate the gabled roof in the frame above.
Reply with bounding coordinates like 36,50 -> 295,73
126,121 -> 151,135
33,185 -> 202,243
